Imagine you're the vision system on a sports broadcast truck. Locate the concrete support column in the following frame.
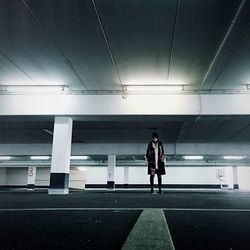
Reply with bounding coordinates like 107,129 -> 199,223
49,117 -> 73,194
233,166 -> 239,190
107,155 -> 116,190
124,167 -> 129,188
27,166 -> 36,190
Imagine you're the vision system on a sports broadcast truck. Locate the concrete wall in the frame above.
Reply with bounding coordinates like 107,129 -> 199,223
6,168 -> 27,185
69,169 -> 86,189
36,168 -> 50,186
0,166 -> 249,189
238,167 -> 250,189
85,166 -> 220,185
0,167 -> 87,188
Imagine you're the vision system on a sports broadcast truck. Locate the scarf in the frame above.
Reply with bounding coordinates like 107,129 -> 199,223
152,142 -> 158,169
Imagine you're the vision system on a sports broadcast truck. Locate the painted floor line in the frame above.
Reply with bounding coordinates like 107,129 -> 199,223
164,208 -> 250,212
1,207 -> 250,212
122,209 -> 175,250
0,208 -> 142,211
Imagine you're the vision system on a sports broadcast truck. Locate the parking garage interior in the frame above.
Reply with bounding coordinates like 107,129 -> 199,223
1,0 -> 250,249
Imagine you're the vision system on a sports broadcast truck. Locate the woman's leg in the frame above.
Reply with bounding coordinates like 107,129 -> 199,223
157,174 -> 162,193
150,175 -> 154,193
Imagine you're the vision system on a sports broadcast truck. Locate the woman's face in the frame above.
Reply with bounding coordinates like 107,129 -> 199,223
152,137 -> 158,143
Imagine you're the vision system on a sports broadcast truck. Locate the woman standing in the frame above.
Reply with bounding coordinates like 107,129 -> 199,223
146,132 -> 166,193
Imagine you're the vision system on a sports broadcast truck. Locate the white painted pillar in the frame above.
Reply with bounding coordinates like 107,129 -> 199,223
49,117 -> 73,194
124,167 -> 129,188
107,155 -> 116,190
27,166 -> 36,190
233,166 -> 239,189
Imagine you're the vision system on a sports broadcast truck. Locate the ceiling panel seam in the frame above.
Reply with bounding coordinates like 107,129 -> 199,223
197,0 -> 246,94
204,120 -> 227,142
135,121 -> 142,141
22,0 -> 88,89
0,51 -> 33,81
176,122 -> 186,143
91,0 -> 123,88
224,124 -> 250,142
167,0 -> 180,81
208,21 -> 250,91
176,117 -> 197,142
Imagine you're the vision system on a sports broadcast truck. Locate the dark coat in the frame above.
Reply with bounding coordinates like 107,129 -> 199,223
146,140 -> 166,175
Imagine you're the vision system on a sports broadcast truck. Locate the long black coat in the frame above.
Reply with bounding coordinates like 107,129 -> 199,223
146,140 -> 166,175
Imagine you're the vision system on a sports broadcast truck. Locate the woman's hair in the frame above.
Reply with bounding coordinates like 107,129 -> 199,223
152,132 -> 158,138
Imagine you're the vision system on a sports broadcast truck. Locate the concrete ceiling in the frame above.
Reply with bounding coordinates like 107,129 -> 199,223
0,0 -> 250,92
1,115 -> 250,144
1,1 -> 250,145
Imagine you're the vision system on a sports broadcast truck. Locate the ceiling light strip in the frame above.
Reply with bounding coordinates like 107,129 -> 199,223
0,156 -> 12,160
183,156 -> 204,160
124,85 -> 184,92
70,156 -> 89,160
223,156 -> 245,160
30,156 -> 50,160
1,85 -> 68,94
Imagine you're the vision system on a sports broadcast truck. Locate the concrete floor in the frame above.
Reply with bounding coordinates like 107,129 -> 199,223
1,189 -> 250,249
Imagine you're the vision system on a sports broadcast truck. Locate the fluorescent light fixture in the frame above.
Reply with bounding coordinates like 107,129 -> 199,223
30,156 -> 50,160
223,156 -> 245,160
124,85 -> 184,92
34,81 -> 66,85
183,156 -> 204,160
70,156 -> 89,160
0,156 -> 12,160
125,82 -> 185,85
77,167 -> 87,171
1,85 -> 68,94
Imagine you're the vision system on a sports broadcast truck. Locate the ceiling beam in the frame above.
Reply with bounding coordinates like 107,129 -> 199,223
1,143 -> 250,156
1,94 -> 250,115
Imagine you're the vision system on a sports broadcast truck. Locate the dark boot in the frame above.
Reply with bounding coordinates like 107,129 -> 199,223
157,174 -> 162,193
